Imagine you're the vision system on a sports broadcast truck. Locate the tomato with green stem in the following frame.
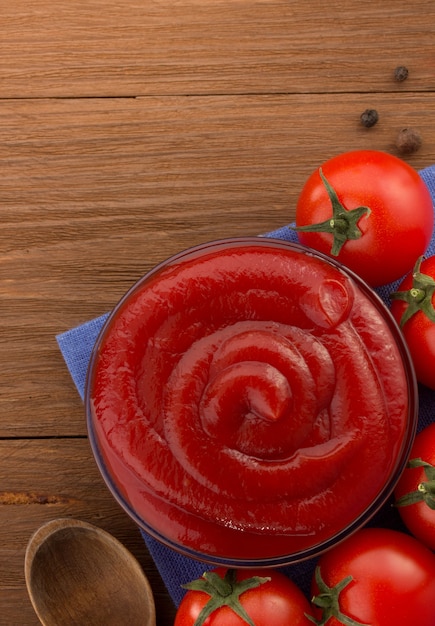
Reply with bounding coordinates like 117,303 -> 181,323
292,150 -> 433,287
174,567 -> 314,626
390,255 -> 435,389
308,528 -> 435,626
394,422 -> 435,550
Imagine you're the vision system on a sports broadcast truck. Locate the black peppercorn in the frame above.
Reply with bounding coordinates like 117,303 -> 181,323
360,109 -> 379,128
394,66 -> 409,82
395,128 -> 422,154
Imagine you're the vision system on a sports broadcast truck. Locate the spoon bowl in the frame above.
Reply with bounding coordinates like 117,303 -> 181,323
25,518 -> 156,626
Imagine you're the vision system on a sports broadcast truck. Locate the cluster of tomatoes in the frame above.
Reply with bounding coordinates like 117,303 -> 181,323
175,151 -> 435,626
175,430 -> 435,625
175,523 -> 435,625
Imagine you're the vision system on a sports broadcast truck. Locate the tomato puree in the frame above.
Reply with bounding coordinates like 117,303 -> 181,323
87,238 -> 415,564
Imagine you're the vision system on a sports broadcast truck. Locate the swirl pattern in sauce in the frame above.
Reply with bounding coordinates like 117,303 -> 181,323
88,239 -> 412,562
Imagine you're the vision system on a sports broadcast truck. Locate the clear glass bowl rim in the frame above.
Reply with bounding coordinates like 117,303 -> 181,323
85,236 -> 419,568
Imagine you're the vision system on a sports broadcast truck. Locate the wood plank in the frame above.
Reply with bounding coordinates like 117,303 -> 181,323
1,0 -> 434,97
0,439 -> 177,625
1,93 -> 435,437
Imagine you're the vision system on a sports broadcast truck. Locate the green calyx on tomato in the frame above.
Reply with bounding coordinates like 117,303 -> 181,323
395,458 -> 435,510
291,168 -> 371,256
181,569 -> 271,626
307,567 -> 369,626
390,256 -> 435,327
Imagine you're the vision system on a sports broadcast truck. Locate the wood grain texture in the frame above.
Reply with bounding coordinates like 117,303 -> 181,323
1,0 -> 435,97
0,439 -> 176,625
1,1 -> 435,623
24,519 -> 156,625
2,94 -> 435,439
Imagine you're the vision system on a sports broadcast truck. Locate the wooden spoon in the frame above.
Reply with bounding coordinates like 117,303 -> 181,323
25,518 -> 156,626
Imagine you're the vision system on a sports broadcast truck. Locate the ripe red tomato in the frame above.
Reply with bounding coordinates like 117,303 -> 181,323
294,150 -> 433,287
174,567 -> 313,626
310,528 -> 435,626
394,423 -> 435,550
390,255 -> 435,389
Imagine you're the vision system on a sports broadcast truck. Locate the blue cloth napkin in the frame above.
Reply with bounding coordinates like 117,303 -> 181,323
57,165 -> 435,606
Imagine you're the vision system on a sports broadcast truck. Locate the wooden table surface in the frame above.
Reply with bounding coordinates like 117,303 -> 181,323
2,1 -> 435,624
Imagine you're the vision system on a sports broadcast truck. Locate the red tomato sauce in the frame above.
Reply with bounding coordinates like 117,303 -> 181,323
88,239 -> 413,563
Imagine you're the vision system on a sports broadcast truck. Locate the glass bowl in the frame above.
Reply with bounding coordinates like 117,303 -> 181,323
85,237 -> 418,567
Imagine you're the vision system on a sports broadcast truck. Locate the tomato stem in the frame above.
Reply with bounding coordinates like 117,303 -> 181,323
181,569 -> 271,626
291,168 -> 371,256
395,457 -> 435,510
307,567 -> 370,626
390,256 -> 435,326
